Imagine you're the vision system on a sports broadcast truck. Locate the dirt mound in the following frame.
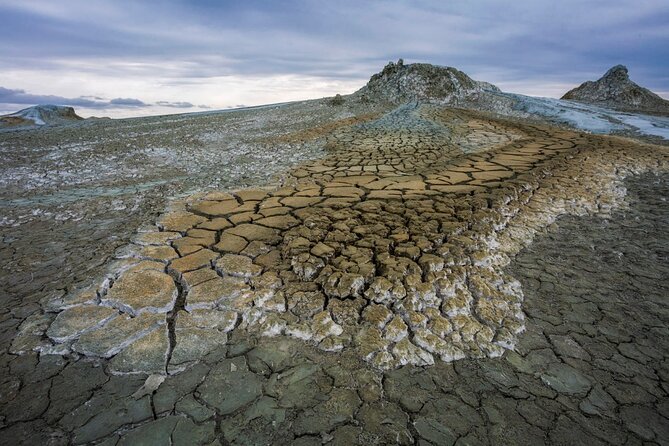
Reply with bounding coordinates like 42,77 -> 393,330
0,104 -> 84,128
354,59 -> 499,105
562,65 -> 669,115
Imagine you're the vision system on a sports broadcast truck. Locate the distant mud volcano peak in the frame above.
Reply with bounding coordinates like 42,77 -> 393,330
603,64 -> 630,82
355,59 -> 500,104
562,64 -> 669,116
0,104 -> 84,128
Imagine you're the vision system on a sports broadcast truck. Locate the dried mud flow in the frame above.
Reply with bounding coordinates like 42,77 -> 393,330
1,100 -> 669,445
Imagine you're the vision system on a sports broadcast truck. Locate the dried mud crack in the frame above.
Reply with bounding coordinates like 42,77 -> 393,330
1,102 -> 668,445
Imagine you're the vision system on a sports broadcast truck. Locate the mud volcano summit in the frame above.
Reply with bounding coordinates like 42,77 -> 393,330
353,59 -> 500,104
0,105 -> 83,128
562,64 -> 669,115
1,59 -> 668,446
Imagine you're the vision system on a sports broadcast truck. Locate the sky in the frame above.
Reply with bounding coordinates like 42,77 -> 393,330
0,0 -> 667,118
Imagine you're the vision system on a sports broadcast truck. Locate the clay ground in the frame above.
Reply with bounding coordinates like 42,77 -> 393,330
1,100 -> 668,445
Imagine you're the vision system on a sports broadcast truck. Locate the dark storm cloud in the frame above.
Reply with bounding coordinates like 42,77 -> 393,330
0,0 -> 667,104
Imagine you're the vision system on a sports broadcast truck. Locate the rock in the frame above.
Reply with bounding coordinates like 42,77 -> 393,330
2,378 -> 52,424
10,312 -> 54,354
214,254 -> 263,278
329,93 -> 345,106
357,402 -> 413,445
172,237 -> 209,256
175,394 -> 216,423
125,260 -> 168,274
63,376 -> 153,444
132,374 -> 166,399
414,416 -> 458,446
418,253 -> 445,272
132,231 -> 181,246
354,326 -> 389,360
247,340 -> 296,373
202,191 -> 236,201
362,304 -> 393,329
365,276 -> 403,304
197,357 -> 264,415
198,217 -> 233,231
319,334 -> 348,351
170,327 -> 227,370
372,350 -> 395,370
110,325 -> 170,374
186,275 -> 251,311
43,284 -> 98,311
293,388 -> 362,435
239,241 -> 272,260
236,189 -> 268,202
157,211 -> 207,232
549,335 -> 591,361
214,233 -> 249,254
168,249 -> 219,276
190,200 -> 242,217
287,291 -> 326,318
255,215 -> 299,229
265,362 -> 331,409
384,315 -> 409,342
255,289 -> 286,313
172,417 -> 217,445
329,425 -> 363,446
74,312 -> 165,357
258,313 -> 287,336
392,338 -> 434,366
44,361 -> 108,424
225,224 -> 280,243
152,363 -> 211,415
619,405 -> 669,442
138,245 -> 179,263
280,196 -> 322,208
311,311 -> 344,342
176,309 -> 238,331
540,363 -> 592,395
322,186 -> 365,198
117,416 -> 179,446
291,253 -> 325,281
579,385 -> 617,416
329,297 -> 366,326
413,328 -> 465,362
102,269 -> 178,316
46,305 -> 118,343
181,267 -> 220,290
320,271 -> 365,299
310,242 -> 335,258
243,395 -> 286,425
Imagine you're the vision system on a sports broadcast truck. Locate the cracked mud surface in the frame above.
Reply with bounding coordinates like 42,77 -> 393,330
1,100 -> 669,445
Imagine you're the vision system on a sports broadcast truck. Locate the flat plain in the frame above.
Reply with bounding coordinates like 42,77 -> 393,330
1,91 -> 668,445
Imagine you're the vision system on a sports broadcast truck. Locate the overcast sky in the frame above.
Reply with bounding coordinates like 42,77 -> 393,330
1,0 -> 667,118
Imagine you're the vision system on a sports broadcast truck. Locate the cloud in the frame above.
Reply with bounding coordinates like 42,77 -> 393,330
0,86 -> 198,112
0,86 -> 106,108
156,100 -> 194,108
0,0 -> 666,116
109,97 -> 147,107
0,86 -> 151,109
